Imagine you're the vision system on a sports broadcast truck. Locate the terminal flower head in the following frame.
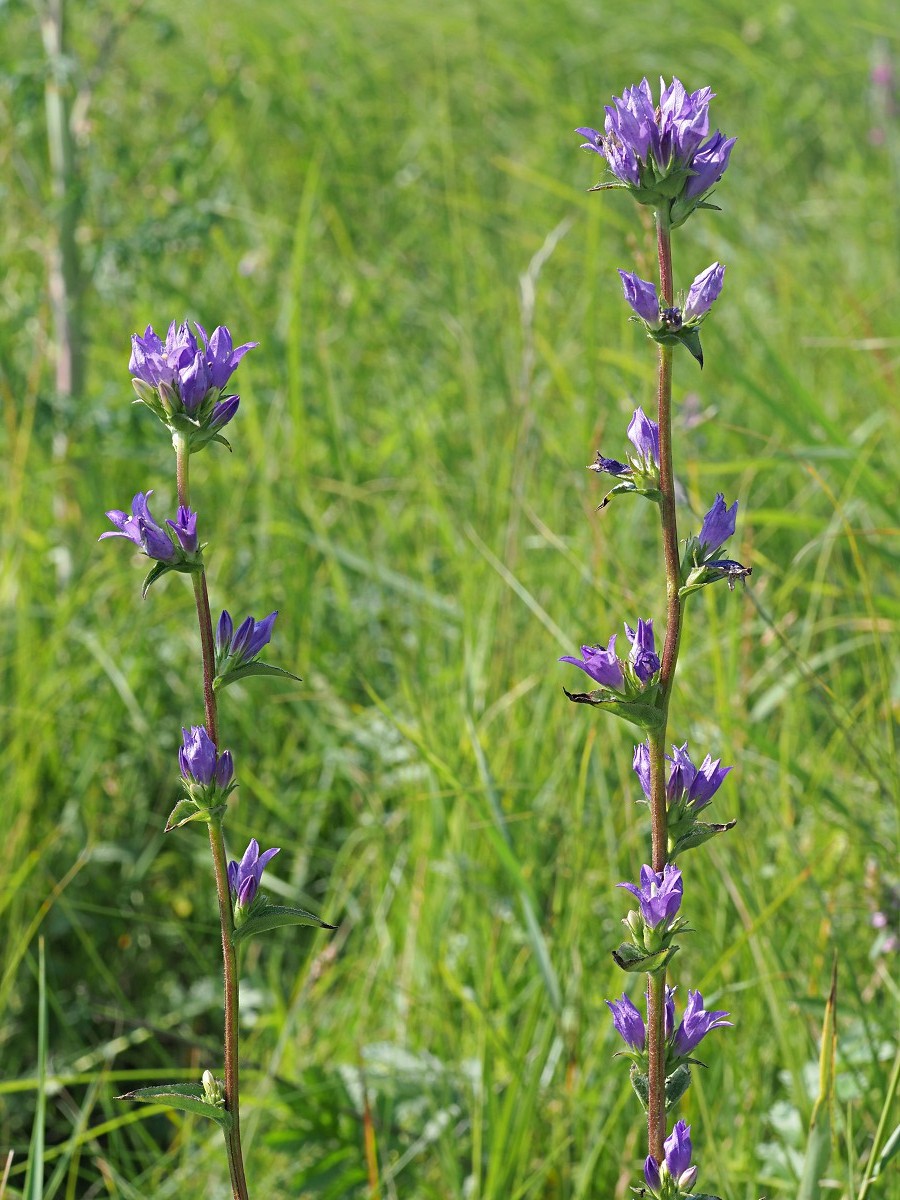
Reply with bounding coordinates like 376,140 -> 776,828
228,838 -> 280,908
577,77 -> 736,226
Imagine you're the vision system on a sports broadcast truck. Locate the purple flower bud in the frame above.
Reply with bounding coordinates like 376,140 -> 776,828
643,1155 -> 661,1193
618,270 -> 660,324
684,130 -> 737,199
664,985 -> 676,1039
698,492 -> 738,556
683,262 -> 725,322
625,618 -> 660,683
559,637 -> 625,691
618,863 -> 683,928
673,989 -> 733,1056
209,394 -> 240,431
214,749 -> 235,789
632,742 -> 652,799
179,726 -> 219,786
216,609 -> 234,656
100,491 -> 177,563
679,1165 -> 699,1192
227,838 -> 280,908
663,1119 -> 693,1180
606,993 -> 646,1050
166,505 -> 199,553
626,407 -> 659,466
177,351 -> 211,413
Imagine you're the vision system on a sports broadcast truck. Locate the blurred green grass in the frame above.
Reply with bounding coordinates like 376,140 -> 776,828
1,0 -> 898,1196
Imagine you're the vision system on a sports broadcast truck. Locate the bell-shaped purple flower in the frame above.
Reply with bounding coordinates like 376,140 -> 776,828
129,326 -> 175,387
663,1119 -> 698,1190
228,838 -> 280,908
618,270 -> 660,324
683,262 -> 726,322
685,129 -> 737,199
215,609 -> 279,671
559,637 -> 625,690
100,491 -> 177,563
634,740 -> 732,812
625,618 -> 660,683
673,989 -> 733,1056
177,351 -> 211,414
663,984 -> 676,1039
698,492 -> 738,557
210,394 -> 240,432
202,325 -> 259,390
166,505 -> 199,554
626,407 -> 660,466
606,993 -> 646,1050
632,742 -> 652,799
618,863 -> 683,929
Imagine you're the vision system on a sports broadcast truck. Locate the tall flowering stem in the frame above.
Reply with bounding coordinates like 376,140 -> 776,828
103,320 -> 329,1197
175,434 -> 249,1200
570,77 -> 746,1195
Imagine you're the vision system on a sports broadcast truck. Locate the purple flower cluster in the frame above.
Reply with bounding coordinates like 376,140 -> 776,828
618,863 -> 683,929
618,263 -> 725,328
607,986 -> 732,1059
560,619 -> 660,691
179,725 -> 234,790
644,1119 -> 698,1195
228,838 -> 280,908
129,321 -> 257,426
577,77 -> 735,224
591,407 -> 660,479
100,492 -> 198,564
633,741 -> 732,813
215,609 -> 278,673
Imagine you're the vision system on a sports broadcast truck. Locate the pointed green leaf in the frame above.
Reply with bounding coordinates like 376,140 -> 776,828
680,327 -> 704,368
597,481 -> 662,511
232,904 -> 336,945
214,661 -> 302,691
562,688 -> 665,731
665,1063 -> 692,1107
629,1066 -> 649,1110
118,1083 -> 232,1131
671,819 -> 737,856
140,560 -> 174,598
611,942 -> 678,974
164,798 -> 202,832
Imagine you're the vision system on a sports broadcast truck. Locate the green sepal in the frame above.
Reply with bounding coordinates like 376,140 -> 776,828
611,942 -> 678,974
131,379 -> 167,421
231,903 -> 336,945
562,688 -> 665,732
117,1082 -> 232,1131
629,1065 -> 649,1111
670,819 -> 737,856
665,1062 -> 692,1107
214,661 -> 303,692
597,481 -> 662,511
164,800 -> 227,833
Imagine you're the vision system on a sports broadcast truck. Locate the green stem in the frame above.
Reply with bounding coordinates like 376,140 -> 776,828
176,436 -> 250,1200
645,210 -> 684,1165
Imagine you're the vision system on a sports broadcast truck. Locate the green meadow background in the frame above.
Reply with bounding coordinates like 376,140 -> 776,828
1,0 -> 898,1196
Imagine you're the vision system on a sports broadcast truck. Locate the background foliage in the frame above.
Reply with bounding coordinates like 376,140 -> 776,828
1,0 -> 897,1196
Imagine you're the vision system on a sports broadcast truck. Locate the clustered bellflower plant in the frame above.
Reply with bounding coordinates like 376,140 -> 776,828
101,321 -> 333,1200
561,77 -> 749,1196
